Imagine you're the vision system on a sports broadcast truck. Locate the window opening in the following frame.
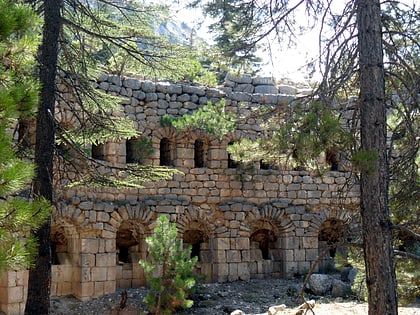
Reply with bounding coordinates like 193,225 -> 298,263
92,143 -> 105,160
160,137 -> 172,166
227,142 -> 239,168
194,139 -> 205,168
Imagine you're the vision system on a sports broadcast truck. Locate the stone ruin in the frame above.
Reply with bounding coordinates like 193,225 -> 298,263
0,74 -> 361,314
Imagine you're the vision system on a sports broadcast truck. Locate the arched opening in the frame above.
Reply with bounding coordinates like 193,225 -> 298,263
51,228 -> 70,265
159,137 -> 172,166
250,229 -> 277,260
194,139 -> 205,168
260,159 -> 271,170
126,137 -> 154,164
183,229 -> 205,261
92,143 -> 105,160
116,221 -> 140,263
227,141 -> 239,168
318,218 -> 348,272
325,148 -> 339,171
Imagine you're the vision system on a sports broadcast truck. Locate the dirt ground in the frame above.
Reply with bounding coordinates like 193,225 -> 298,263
50,278 -> 420,315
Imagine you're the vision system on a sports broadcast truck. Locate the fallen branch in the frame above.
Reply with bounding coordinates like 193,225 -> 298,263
392,224 -> 420,240
394,249 -> 420,261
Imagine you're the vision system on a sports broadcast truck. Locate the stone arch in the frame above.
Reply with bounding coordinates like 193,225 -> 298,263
115,217 -> 149,288
153,127 -> 179,166
246,202 -> 294,279
51,218 -> 79,265
116,219 -> 146,263
309,207 -> 354,273
174,206 -> 216,280
50,218 -> 80,297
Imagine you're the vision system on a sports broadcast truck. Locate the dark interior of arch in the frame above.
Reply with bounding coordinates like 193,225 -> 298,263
183,229 -> 205,261
116,222 -> 140,263
250,229 -> 277,260
318,218 -> 347,257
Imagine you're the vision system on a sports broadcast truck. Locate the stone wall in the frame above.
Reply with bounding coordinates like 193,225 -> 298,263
49,73 -> 360,302
0,270 -> 28,315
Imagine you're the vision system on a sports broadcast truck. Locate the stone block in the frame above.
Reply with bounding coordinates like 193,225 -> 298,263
306,249 -> 319,261
226,250 -> 241,263
214,250 -> 226,263
0,303 -> 21,315
79,254 -> 95,267
93,281 -> 104,298
91,267 -> 108,281
241,250 -> 250,262
81,238 -> 98,254
214,238 -> 230,250
104,280 -> 116,295
213,263 -> 229,277
74,282 -> 94,301
96,253 -> 116,267
303,237 -> 318,249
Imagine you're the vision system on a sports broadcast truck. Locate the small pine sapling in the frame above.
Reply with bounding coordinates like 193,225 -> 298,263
139,215 -> 197,315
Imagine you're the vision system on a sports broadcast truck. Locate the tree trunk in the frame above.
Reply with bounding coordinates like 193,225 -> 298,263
25,0 -> 61,314
356,0 -> 398,314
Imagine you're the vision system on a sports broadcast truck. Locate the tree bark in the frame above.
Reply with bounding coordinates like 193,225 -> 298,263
25,0 -> 61,314
356,0 -> 398,314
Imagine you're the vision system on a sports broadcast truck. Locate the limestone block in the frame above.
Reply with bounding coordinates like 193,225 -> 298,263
177,93 -> 190,102
241,250 -> 250,262
213,263 -> 229,277
294,249 -> 305,262
226,250 -> 241,263
0,303 -> 21,315
81,239 -> 99,254
255,85 -> 277,94
213,249 -> 227,263
214,238 -> 230,250
93,281 -> 104,298
96,253 -> 115,267
234,83 -> 254,93
284,250 -> 294,262
306,249 -> 319,261
97,211 -> 110,222
104,280 -> 116,295
91,267 -> 108,282
183,85 -> 205,95
74,282 -> 94,301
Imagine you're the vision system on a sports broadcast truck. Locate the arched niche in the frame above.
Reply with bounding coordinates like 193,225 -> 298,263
318,218 -> 348,272
116,220 -> 144,264
159,137 -> 174,166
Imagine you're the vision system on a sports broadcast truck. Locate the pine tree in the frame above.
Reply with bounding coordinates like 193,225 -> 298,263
0,0 -> 50,272
140,215 -> 197,315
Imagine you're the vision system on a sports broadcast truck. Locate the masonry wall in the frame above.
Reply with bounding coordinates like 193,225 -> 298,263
49,73 -> 360,301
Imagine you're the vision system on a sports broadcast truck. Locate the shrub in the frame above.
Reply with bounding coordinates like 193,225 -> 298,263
139,215 -> 197,315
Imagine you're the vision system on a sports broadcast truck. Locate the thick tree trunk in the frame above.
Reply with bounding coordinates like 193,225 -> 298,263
25,0 -> 61,314
356,0 -> 398,314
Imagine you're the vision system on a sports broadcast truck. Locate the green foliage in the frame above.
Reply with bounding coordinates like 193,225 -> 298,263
139,215 -> 197,315
191,0 -> 263,76
127,137 -> 154,163
165,99 -> 236,140
68,165 -> 182,189
0,0 -> 50,272
352,150 -> 379,175
335,247 -> 420,305
229,101 -> 351,170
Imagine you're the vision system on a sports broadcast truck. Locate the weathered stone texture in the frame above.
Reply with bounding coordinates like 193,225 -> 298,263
44,74 -> 362,302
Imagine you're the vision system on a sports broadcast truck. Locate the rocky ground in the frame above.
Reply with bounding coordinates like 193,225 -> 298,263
50,278 -> 420,315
